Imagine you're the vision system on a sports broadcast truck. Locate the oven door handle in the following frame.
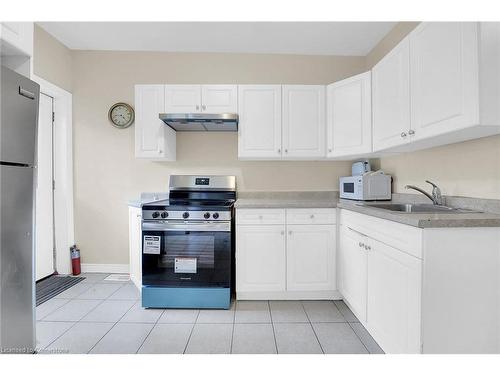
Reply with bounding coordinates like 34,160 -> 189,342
142,221 -> 231,232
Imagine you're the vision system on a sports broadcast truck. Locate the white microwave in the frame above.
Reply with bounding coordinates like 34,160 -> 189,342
339,174 -> 392,201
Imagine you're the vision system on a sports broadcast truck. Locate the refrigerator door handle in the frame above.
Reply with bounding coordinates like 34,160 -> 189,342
19,86 -> 35,100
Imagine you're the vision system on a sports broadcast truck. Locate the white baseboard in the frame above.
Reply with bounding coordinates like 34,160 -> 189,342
236,290 -> 342,300
81,263 -> 130,274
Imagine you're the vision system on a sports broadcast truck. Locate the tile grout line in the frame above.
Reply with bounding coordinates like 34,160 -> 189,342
135,305 -> 168,353
37,320 -> 78,352
347,321 -> 371,354
301,301 -> 325,354
229,300 -> 237,354
183,309 -> 200,354
268,301 -> 279,354
85,294 -> 139,353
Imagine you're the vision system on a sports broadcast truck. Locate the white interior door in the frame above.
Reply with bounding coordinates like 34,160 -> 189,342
36,92 -> 55,281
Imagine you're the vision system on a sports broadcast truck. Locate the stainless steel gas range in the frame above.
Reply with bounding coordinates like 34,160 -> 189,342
141,175 -> 236,309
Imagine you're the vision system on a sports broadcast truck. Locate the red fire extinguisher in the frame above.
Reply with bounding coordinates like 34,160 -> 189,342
70,245 -> 81,275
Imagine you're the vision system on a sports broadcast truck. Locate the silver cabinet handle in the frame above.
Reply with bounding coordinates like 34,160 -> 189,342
348,226 -> 368,238
364,245 -> 371,251
202,105 -> 206,111
359,242 -> 364,248
277,149 -> 281,154
19,86 -> 35,100
408,129 -> 415,135
196,105 -> 200,111
137,214 -> 142,218
310,215 -> 315,219
285,149 -> 288,153
328,149 -> 332,153
158,149 -> 163,154
288,230 -> 292,235
401,132 -> 407,138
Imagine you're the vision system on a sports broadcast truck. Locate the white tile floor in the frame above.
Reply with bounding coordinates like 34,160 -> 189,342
36,273 -> 383,354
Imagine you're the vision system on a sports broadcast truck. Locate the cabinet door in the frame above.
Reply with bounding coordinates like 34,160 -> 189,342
128,207 -> 142,289
286,225 -> 335,291
366,239 -> 422,354
238,85 -> 282,159
327,72 -> 372,158
410,22 -> 479,141
201,85 -> 237,113
1,22 -> 33,56
372,38 -> 411,152
338,225 -> 367,322
135,85 -> 176,160
165,84 -> 201,113
236,225 -> 286,292
282,85 -> 326,159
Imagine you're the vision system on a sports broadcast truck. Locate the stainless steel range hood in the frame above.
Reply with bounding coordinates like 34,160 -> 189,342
159,113 -> 238,132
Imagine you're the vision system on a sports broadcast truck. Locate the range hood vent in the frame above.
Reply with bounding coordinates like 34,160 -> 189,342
159,113 -> 238,132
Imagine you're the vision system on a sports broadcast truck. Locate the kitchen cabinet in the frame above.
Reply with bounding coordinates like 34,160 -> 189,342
339,208 -> 500,354
282,85 -> 326,159
236,224 -> 286,293
1,22 -> 33,56
366,237 -> 422,354
372,22 -> 500,153
238,85 -> 282,159
286,224 -> 335,292
409,22 -> 479,141
134,85 -> 176,160
1,22 -> 33,78
372,38 -> 411,152
236,208 -> 336,299
128,206 -> 142,289
326,72 -> 372,158
165,84 -> 237,114
338,225 -> 367,322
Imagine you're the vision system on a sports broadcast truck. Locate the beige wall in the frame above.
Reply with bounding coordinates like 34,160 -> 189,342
72,51 -> 365,264
33,24 -> 72,92
368,22 -> 500,199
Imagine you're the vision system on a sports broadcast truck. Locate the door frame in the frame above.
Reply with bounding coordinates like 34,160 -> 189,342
32,74 -> 74,275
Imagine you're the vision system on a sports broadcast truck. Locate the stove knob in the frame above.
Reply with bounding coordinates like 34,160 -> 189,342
204,212 -> 211,219
152,211 -> 160,219
182,212 -> 190,219
161,212 -> 168,219
212,212 -> 219,219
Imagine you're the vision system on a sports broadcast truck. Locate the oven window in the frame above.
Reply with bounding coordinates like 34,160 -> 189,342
161,235 -> 215,268
343,182 -> 355,193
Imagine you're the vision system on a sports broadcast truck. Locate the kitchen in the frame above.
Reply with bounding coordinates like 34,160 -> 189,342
1,2 -> 500,369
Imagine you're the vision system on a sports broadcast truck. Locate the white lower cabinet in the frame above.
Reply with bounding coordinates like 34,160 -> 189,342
338,225 -> 367,322
236,208 -> 336,299
366,237 -> 422,354
286,225 -> 335,292
236,225 -> 286,292
339,208 -> 500,354
128,206 -> 142,289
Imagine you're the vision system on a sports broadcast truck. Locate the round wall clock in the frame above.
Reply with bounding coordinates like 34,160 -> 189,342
108,102 -> 135,128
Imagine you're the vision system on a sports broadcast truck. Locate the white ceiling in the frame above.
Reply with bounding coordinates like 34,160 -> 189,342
37,22 -> 396,56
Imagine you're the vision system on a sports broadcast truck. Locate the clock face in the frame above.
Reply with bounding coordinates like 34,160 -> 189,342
109,103 -> 134,128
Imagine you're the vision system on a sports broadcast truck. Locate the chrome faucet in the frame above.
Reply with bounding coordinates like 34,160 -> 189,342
405,180 -> 444,205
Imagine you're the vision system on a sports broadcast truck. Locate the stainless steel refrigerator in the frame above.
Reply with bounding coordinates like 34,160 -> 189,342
0,66 -> 39,353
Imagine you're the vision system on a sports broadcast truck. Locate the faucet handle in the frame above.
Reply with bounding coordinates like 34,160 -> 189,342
425,180 -> 443,205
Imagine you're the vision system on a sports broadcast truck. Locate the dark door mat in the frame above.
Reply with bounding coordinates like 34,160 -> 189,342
36,275 -> 85,306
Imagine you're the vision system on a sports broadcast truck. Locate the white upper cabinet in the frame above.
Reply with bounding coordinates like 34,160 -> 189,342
372,38 -> 411,152
1,22 -> 33,56
165,84 -> 237,114
135,85 -> 176,160
372,22 -> 500,153
410,22 -> 479,140
327,72 -> 372,158
201,85 -> 237,113
282,85 -> 326,159
238,85 -> 282,159
165,85 -> 202,113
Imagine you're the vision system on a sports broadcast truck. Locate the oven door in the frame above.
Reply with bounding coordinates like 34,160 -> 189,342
141,221 -> 231,288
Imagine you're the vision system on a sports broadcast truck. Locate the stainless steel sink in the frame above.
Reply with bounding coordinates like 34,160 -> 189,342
359,203 -> 482,214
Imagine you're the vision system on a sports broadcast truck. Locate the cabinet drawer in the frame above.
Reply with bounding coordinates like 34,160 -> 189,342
286,208 -> 336,225
236,209 -> 285,225
340,209 -> 423,259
